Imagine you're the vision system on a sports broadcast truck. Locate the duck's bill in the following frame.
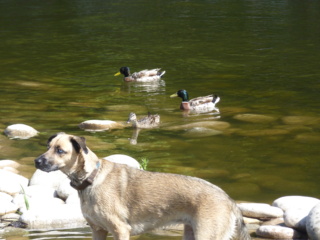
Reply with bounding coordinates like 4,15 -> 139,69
114,72 -> 121,76
170,93 -> 178,98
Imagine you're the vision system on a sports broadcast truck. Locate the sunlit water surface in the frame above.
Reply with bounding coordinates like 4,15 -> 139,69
1,0 -> 320,239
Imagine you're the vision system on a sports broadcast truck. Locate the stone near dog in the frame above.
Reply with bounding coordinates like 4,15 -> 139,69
103,154 -> 141,169
238,203 -> 283,218
55,177 -> 77,200
262,217 -> 285,226
233,113 -> 277,123
0,192 -> 13,203
0,169 -> 28,195
29,169 -> 69,189
1,213 -> 21,222
25,185 -> 57,199
79,120 -> 126,131
284,208 -> 310,231
306,202 -> 320,240
0,198 -> 18,216
0,160 -> 20,170
272,196 -> 320,212
20,204 -> 87,229
4,124 -> 38,139
256,225 -> 308,239
65,193 -> 80,205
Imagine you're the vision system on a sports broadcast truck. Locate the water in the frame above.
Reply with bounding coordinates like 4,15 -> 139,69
1,0 -> 320,239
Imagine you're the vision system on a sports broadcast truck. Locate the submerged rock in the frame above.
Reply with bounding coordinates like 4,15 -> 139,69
4,124 -> 38,139
233,114 -> 277,123
79,120 -> 127,131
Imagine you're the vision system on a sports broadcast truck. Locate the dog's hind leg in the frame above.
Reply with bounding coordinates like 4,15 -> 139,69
183,225 -> 195,240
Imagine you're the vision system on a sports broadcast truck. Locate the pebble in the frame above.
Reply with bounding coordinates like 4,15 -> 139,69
256,225 -> 308,239
282,116 -> 320,126
306,202 -> 320,240
4,124 -> 38,139
79,120 -> 126,131
272,196 -> 320,212
104,154 -> 141,169
0,170 -> 28,195
238,203 -> 283,218
233,113 -> 277,123
182,127 -> 223,138
284,208 -> 310,231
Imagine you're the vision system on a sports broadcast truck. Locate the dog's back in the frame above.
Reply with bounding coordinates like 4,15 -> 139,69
89,161 -> 250,240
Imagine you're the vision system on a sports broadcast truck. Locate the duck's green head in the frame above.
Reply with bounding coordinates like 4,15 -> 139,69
114,67 -> 130,77
170,89 -> 189,102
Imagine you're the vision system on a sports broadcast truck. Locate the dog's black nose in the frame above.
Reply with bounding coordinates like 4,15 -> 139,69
34,156 -> 44,168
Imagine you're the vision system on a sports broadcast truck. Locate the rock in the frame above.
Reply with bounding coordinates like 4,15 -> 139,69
256,225 -> 308,239
0,199 -> 19,216
104,154 -> 141,169
235,128 -> 289,137
284,208 -> 310,231
0,170 -> 28,195
65,193 -> 80,205
238,203 -> 283,218
282,116 -> 320,126
20,204 -> 86,229
24,185 -> 56,199
233,114 -> 277,123
272,196 -> 320,212
79,120 -> 126,131
4,124 -> 38,139
306,202 -> 320,240
0,160 -> 20,170
165,121 -> 230,131
0,192 -> 13,202
182,127 -> 222,138
55,178 -> 77,200
0,226 -> 28,238
29,169 -> 69,189
1,213 -> 21,222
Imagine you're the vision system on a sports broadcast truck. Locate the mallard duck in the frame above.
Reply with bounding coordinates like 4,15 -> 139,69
170,89 -> 220,113
114,67 -> 166,82
127,112 -> 160,129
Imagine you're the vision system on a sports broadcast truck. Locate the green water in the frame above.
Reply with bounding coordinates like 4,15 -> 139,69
1,0 -> 320,239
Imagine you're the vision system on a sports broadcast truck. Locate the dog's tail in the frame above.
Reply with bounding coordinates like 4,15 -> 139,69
232,204 -> 251,240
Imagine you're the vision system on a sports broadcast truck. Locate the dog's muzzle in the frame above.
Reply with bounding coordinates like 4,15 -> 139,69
34,155 -> 59,172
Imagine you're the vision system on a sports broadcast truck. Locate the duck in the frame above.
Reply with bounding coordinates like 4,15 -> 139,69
114,67 -> 166,82
127,112 -> 160,129
170,89 -> 220,113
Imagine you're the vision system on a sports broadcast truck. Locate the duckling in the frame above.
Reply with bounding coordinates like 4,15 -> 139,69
127,112 -> 160,129
170,89 -> 220,113
114,67 -> 166,82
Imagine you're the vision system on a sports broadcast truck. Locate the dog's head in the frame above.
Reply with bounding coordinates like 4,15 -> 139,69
34,132 -> 89,173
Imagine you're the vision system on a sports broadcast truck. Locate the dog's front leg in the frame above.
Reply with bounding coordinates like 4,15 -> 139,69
91,228 -> 108,240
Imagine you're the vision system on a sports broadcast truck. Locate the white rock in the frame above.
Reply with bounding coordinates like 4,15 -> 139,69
0,198 -> 19,215
29,169 -> 68,189
20,204 -> 86,229
0,160 -> 20,169
104,154 -> 141,169
0,192 -> 13,202
0,170 -> 28,195
25,185 -> 56,199
284,208 -> 310,231
79,120 -> 125,131
4,124 -> 38,139
65,193 -> 80,205
238,203 -> 283,218
273,196 -> 320,212
306,202 -> 320,240
256,225 -> 308,239
55,178 -> 77,200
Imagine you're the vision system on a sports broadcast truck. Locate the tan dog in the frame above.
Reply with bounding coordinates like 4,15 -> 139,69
34,132 -> 250,240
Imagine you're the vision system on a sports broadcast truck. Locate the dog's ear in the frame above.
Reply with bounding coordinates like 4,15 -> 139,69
70,136 -> 88,154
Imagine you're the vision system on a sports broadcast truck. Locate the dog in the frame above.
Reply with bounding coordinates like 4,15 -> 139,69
34,132 -> 250,240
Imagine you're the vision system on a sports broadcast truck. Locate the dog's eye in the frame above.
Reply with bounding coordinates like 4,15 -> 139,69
57,148 -> 65,154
